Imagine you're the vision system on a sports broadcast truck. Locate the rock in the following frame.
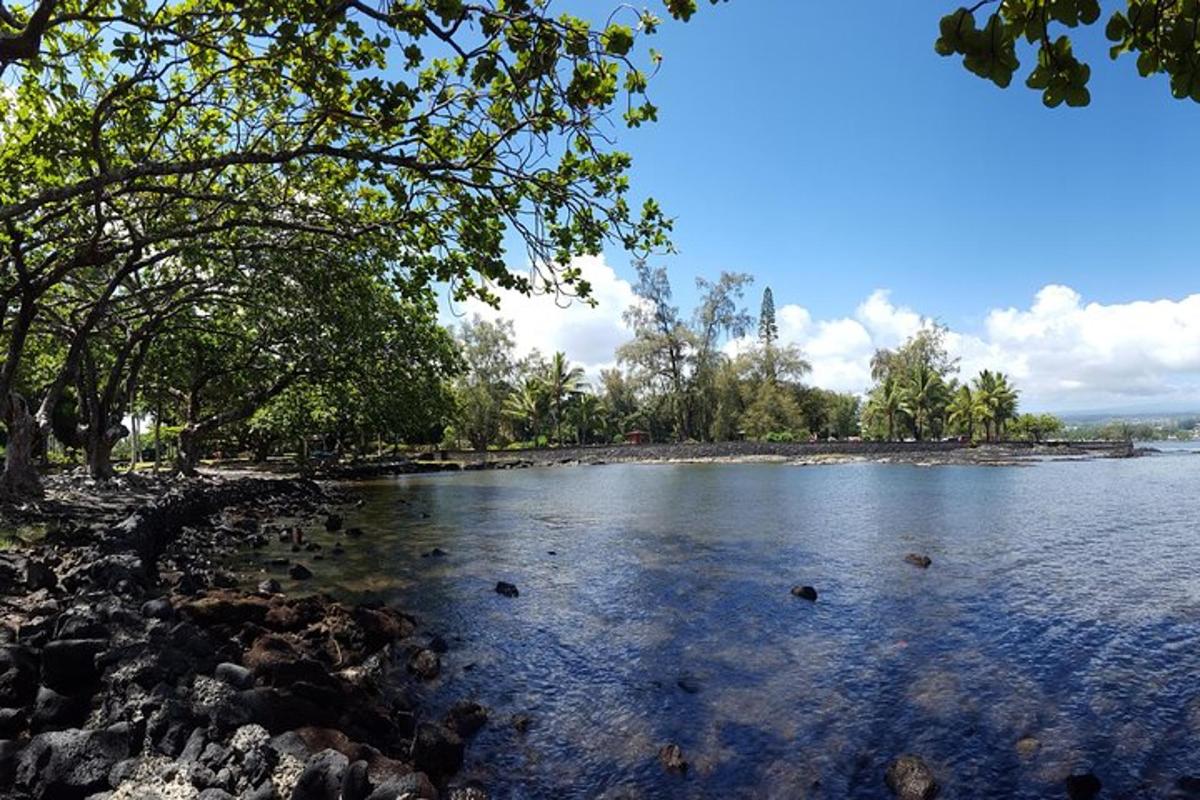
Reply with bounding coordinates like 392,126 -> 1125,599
41,639 -> 106,690
427,634 -> 449,654
0,707 -> 24,738
407,649 -> 440,681
15,727 -> 130,799
289,564 -> 313,580
26,559 -> 58,591
258,579 -> 283,594
346,528 -> 364,538
304,542 -> 322,552
214,662 -> 255,690
904,554 -> 932,569
0,645 -> 39,707
494,581 -> 519,598
421,548 -> 448,558
447,786 -> 488,800
365,772 -> 438,800
511,714 -> 531,733
675,676 -> 701,694
1015,736 -> 1039,757
324,515 -> 343,532
444,701 -> 487,738
885,754 -> 938,800
291,748 -> 349,800
658,743 -> 687,773
198,790 -> 237,800
790,585 -> 818,601
1170,776 -> 1200,799
1065,773 -> 1101,800
141,597 -> 174,620
341,760 -> 372,800
31,685 -> 88,732
411,722 -> 464,778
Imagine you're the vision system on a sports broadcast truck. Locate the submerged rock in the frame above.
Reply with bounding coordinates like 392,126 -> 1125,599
324,515 -> 343,532
1065,773 -> 1101,800
494,581 -> 519,598
790,585 -> 818,601
658,743 -> 687,774
1170,776 -> 1200,799
444,700 -> 488,738
288,563 -> 313,581
904,553 -> 933,569
407,649 -> 440,681
885,754 -> 938,800
511,714 -> 531,734
411,722 -> 464,778
421,548 -> 448,558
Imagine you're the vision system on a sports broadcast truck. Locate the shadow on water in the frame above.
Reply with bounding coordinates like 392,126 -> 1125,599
240,457 -> 1200,798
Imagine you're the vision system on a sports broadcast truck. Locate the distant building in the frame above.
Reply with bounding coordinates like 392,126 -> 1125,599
625,430 -> 649,445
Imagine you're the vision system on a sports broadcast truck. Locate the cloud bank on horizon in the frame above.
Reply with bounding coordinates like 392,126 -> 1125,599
450,256 -> 1200,413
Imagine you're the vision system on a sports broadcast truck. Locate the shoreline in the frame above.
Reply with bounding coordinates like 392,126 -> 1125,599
0,475 -> 480,800
321,439 -> 1135,479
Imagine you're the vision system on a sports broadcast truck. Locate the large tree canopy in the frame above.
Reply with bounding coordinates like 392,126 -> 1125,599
937,0 -> 1200,106
0,0 -> 726,497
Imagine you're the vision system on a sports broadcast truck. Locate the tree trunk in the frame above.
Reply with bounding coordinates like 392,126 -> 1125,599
176,427 -> 202,476
86,431 -> 116,480
0,394 -> 43,500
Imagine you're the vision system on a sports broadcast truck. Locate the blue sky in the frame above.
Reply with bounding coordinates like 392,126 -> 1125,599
610,2 -> 1196,324
458,2 -> 1200,413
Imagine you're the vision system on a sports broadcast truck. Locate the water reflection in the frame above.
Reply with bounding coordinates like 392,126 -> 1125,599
242,457 -> 1200,798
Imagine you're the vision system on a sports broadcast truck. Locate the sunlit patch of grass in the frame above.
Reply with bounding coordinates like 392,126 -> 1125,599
0,523 -> 49,550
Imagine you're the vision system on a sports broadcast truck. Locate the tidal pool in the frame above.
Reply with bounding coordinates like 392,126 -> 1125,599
258,448 -> 1200,798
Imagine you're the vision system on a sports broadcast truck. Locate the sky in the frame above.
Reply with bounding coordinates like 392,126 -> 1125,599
449,2 -> 1200,414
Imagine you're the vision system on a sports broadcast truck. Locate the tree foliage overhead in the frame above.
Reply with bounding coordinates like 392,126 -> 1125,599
937,1 -> 1200,106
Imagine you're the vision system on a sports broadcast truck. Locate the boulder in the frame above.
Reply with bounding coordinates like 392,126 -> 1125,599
0,645 -> 39,707
31,685 -> 89,732
0,707 -> 24,738
291,748 -> 349,800
324,515 -> 343,532
214,662 -> 255,690
41,638 -> 106,690
1065,773 -> 1101,800
444,701 -> 487,738
289,564 -> 314,581
885,754 -> 938,800
904,554 -> 932,569
790,585 -> 818,601
341,760 -> 372,800
411,722 -> 463,778
494,581 -> 519,598
658,743 -> 687,773
407,649 -> 440,681
141,597 -> 174,620
15,726 -> 131,799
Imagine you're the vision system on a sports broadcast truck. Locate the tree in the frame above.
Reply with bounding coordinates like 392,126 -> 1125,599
758,287 -> 778,345
935,1 -> 1200,107
865,374 -> 906,441
454,317 -> 516,451
1,0 -> 725,498
1010,413 -> 1063,443
946,383 -> 979,440
973,369 -> 1020,441
544,352 -> 587,445
902,362 -> 949,441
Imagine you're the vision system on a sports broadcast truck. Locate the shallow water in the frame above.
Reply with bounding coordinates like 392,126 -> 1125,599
257,448 -> 1200,798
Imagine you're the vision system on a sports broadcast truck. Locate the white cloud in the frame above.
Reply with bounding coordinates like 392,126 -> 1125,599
448,267 -> 1200,412
447,255 -> 639,378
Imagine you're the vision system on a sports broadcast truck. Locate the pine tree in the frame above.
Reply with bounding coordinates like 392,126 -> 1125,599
758,287 -> 778,345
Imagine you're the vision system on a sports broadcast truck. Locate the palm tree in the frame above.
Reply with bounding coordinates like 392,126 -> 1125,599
901,362 -> 946,441
503,378 -> 548,444
867,375 -> 906,441
568,393 -> 607,445
545,352 -> 587,445
946,384 -> 978,441
972,370 -> 1019,441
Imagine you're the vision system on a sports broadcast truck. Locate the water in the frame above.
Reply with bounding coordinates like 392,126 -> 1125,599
261,450 -> 1200,798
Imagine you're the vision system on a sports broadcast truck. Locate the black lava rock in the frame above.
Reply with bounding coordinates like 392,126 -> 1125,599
494,581 -> 519,598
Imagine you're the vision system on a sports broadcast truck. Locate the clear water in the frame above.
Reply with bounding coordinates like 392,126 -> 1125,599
263,449 -> 1200,798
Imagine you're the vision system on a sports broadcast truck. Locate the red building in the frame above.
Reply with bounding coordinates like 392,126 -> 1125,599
625,430 -> 649,445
